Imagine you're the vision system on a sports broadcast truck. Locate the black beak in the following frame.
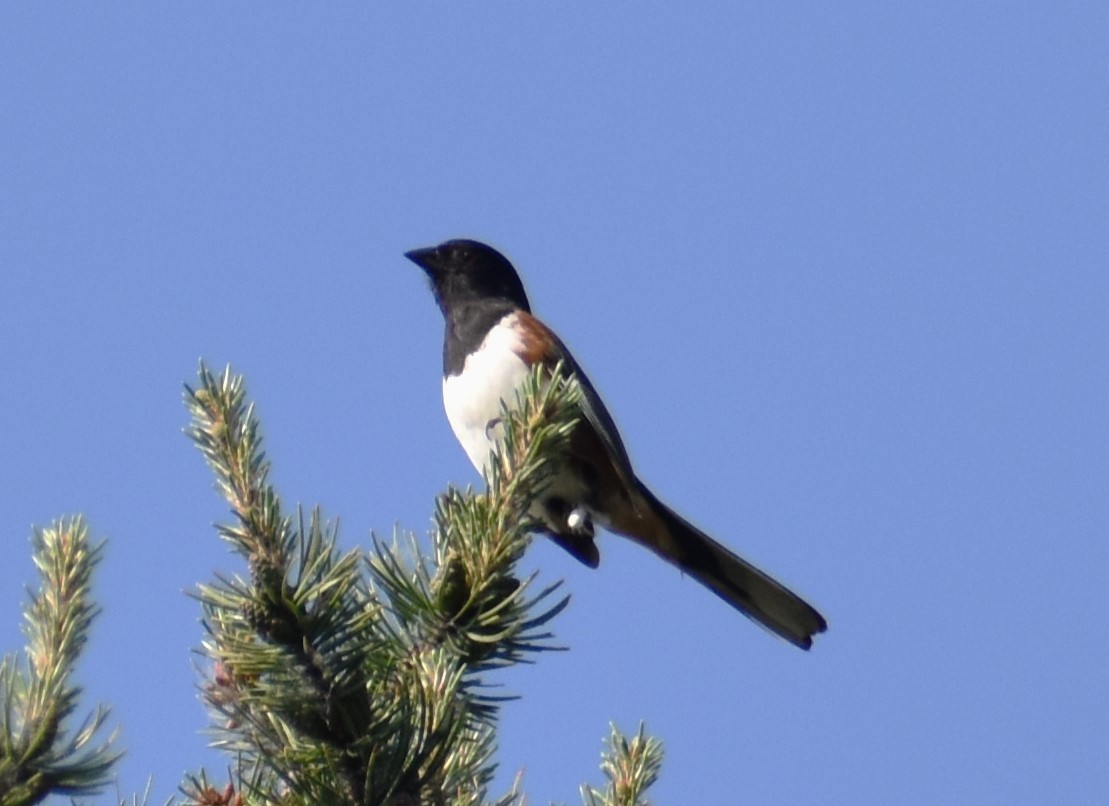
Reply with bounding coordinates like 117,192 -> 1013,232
404,246 -> 440,275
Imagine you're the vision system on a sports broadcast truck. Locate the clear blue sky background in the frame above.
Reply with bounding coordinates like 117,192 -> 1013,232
2,4 -> 1106,804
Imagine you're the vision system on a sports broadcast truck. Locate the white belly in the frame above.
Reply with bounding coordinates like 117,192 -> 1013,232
442,316 -> 532,473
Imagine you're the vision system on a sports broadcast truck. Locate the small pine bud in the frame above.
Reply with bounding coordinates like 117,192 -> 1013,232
437,557 -> 471,616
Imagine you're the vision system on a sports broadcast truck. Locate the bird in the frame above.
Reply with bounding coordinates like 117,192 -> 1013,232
406,238 -> 827,650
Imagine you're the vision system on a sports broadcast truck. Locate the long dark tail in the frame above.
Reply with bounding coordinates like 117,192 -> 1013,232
623,484 -> 827,650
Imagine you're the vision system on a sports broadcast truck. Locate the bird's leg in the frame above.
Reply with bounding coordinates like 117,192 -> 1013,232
567,507 -> 591,533
542,497 -> 594,538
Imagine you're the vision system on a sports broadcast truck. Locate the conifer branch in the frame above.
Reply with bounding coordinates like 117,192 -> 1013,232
182,361 -> 583,805
580,724 -> 664,806
0,517 -> 119,806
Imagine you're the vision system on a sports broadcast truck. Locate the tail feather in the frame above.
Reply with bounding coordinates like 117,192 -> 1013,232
623,485 -> 827,650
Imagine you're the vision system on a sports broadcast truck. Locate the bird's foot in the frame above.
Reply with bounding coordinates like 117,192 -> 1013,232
567,507 -> 590,533
542,497 -> 595,538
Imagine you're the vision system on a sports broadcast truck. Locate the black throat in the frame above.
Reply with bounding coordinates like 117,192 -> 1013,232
442,299 -> 518,377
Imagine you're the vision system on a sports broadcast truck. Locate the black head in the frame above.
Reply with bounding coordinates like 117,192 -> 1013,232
405,239 -> 531,315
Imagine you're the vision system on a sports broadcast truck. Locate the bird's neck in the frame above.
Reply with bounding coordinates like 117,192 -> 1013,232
442,300 -> 520,377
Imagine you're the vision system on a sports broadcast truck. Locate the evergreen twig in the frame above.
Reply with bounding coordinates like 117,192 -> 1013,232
0,517 -> 119,806
182,360 -> 589,805
580,724 -> 664,806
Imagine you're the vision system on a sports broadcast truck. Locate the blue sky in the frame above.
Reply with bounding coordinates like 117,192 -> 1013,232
1,4 -> 1106,804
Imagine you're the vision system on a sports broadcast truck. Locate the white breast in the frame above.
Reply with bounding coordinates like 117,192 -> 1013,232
442,314 -> 532,473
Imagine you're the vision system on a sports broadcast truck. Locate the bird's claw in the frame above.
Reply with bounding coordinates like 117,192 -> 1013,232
567,507 -> 589,533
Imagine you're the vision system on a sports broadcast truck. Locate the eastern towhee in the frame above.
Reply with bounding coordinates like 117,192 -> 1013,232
407,239 -> 827,650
